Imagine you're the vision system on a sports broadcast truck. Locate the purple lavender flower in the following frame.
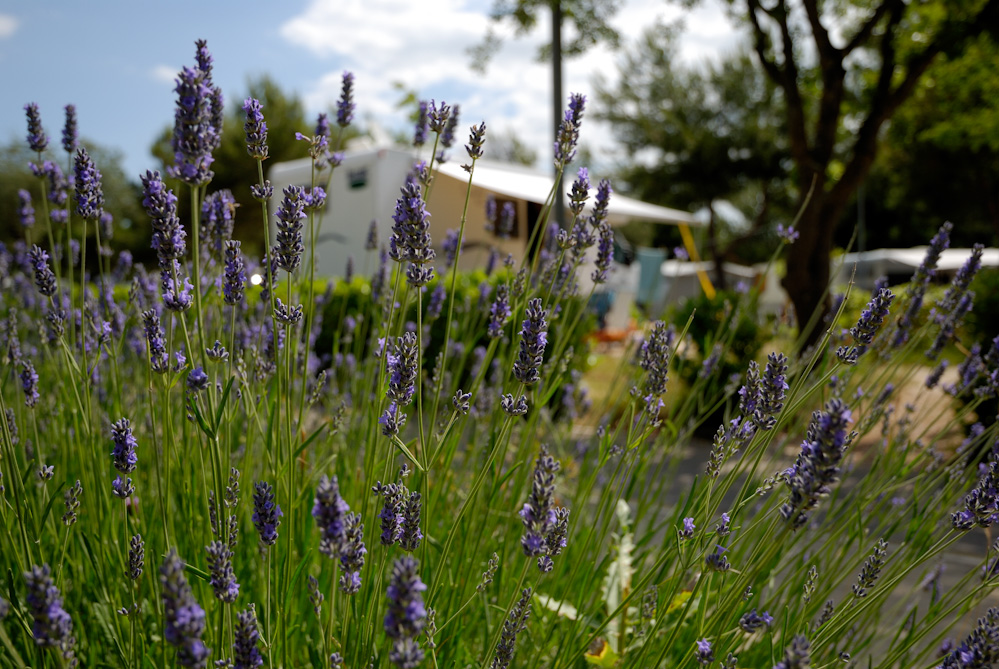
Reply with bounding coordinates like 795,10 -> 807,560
223,240 -> 246,305
780,399 -> 853,530
201,189 -> 236,259
466,121 -> 486,161
206,540 -> 239,603
365,219 -> 379,251
521,445 -> 568,571
756,352 -> 789,429
24,103 -> 48,152
390,177 -> 435,287
161,549 -> 211,668
568,167 -> 590,216
427,99 -> 451,134
696,639 -> 714,665
28,245 -> 57,297
413,101 -> 428,147
513,298 -> 549,386
274,186 -> 306,273
242,98 -> 269,160
554,93 -> 585,165
739,609 -> 773,633
837,287 -> 894,364
17,189 -> 34,228
937,243 -> 984,320
251,181 -> 273,202
112,475 -> 135,499
273,298 -> 303,326
894,222 -> 952,347
705,545 -> 731,572
441,102 -> 460,149
129,534 -> 144,580
386,332 -> 419,406
852,538 -> 887,598
938,607 -> 999,668
501,393 -> 529,416
337,71 -> 355,128
952,460 -> 999,531
776,224 -> 799,244
142,310 -> 169,373
488,284 -> 511,339
379,402 -> 407,436
498,201 -> 515,239
374,481 -> 405,546
313,475 -> 351,558
252,481 -> 282,550
62,104 -> 78,154
485,197 -> 498,232
384,555 -> 426,669
170,44 -> 221,185
639,321 -> 674,404
679,517 -> 695,540
24,564 -> 77,666
427,282 -> 445,320
20,360 -> 39,408
187,366 -> 209,393
110,418 -> 138,474
490,588 -> 532,669
73,147 -> 104,221
442,229 -> 461,270
233,605 -> 263,669
141,171 -> 185,269
592,222 -> 614,284
339,512 -> 366,594
62,480 -> 82,526
399,491 -> 422,552
774,635 -> 810,669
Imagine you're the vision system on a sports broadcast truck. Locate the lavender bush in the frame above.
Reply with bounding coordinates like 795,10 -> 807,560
1,40 -> 998,669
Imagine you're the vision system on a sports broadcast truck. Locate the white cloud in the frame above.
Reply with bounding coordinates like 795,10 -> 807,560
150,64 -> 178,84
0,14 -> 19,39
280,0 -> 738,172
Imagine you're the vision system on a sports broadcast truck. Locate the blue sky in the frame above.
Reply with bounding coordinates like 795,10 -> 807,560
0,0 -> 738,180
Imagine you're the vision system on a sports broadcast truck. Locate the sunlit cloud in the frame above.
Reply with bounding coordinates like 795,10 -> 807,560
0,14 -> 19,39
150,64 -> 178,84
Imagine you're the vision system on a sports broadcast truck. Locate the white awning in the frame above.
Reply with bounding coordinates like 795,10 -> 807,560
434,159 -> 699,227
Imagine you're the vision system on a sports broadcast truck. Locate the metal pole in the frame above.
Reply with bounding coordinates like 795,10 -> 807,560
552,1 -> 566,230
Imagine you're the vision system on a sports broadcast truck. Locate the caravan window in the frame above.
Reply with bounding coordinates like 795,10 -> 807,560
348,168 -> 368,190
486,197 -> 520,239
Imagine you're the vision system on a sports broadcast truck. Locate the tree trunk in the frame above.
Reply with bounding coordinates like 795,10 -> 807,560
707,201 -> 727,292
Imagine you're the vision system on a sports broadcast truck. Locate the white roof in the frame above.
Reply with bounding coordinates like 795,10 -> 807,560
840,247 -> 999,273
434,159 -> 699,227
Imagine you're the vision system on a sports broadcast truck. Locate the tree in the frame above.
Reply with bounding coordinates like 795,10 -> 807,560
151,75 -> 314,256
596,23 -> 793,278
679,0 -> 999,345
472,0 -> 622,225
839,32 -> 999,250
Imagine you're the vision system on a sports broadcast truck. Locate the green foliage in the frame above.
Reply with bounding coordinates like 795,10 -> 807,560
596,23 -> 792,261
967,268 -> 999,345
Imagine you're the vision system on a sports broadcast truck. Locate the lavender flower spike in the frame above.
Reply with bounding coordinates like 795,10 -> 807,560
161,548 -> 211,668
337,71 -> 355,128
142,309 -> 169,373
521,445 -> 562,564
386,332 -> 419,406
142,170 -> 186,269
554,93 -> 585,166
242,98 -> 269,160
62,104 -> 78,154
591,222 -> 614,284
384,555 -> 426,669
20,360 -> 40,408
774,634 -> 811,669
313,474 -> 351,558
28,245 -> 57,297
170,47 -> 220,185
110,418 -> 138,474
17,189 -> 35,228
490,588 -> 533,669
836,287 -> 894,364
206,540 -> 240,603
338,512 -> 366,594
25,103 -> 48,152
252,481 -> 282,550
74,147 -> 105,221
223,240 -> 246,305
513,298 -> 549,386
233,604 -> 264,669
780,399 -> 852,530
24,564 -> 78,666
274,186 -> 306,273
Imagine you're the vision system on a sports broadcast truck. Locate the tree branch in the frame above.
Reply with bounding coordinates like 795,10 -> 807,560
842,0 -> 900,56
802,0 -> 837,64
